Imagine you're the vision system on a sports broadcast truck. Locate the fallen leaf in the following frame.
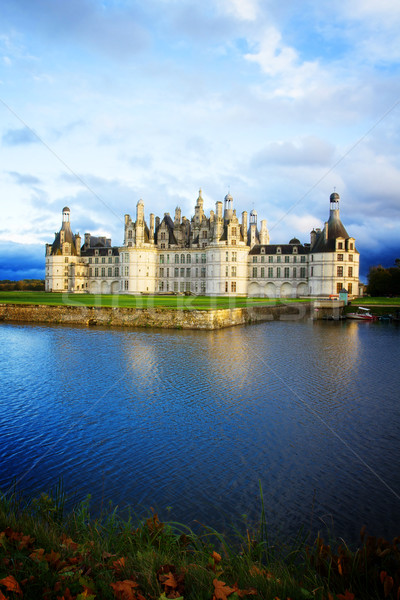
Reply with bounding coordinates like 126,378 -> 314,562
110,579 -> 138,600
0,576 -> 22,596
213,578 -> 236,600
337,591 -> 355,600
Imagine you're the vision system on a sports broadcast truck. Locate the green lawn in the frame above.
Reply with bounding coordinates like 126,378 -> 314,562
350,296 -> 400,306
0,291 -> 312,310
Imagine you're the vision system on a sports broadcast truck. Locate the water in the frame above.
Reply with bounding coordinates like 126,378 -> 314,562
0,319 -> 399,546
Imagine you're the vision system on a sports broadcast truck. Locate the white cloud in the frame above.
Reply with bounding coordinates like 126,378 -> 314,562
220,0 -> 259,21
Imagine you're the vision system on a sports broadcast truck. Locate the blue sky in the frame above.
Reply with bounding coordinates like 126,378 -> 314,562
1,0 -> 400,281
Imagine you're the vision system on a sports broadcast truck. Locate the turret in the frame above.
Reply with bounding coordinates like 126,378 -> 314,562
224,193 -> 233,221
149,213 -> 155,242
194,189 -> 204,224
62,206 -> 70,223
75,233 -> 81,256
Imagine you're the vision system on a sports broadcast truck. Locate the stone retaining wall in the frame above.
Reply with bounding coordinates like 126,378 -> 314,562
0,302 -> 315,330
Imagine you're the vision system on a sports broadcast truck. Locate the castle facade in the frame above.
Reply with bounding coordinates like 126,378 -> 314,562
45,190 -> 360,298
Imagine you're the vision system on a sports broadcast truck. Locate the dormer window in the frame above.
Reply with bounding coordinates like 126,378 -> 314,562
277,247 -> 281,254
108,249 -> 112,256
261,247 -> 265,254
293,247 -> 298,254
95,249 -> 99,256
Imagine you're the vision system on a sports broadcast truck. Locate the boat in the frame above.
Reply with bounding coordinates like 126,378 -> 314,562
347,307 -> 378,321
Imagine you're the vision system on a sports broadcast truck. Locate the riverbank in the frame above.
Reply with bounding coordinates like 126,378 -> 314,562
0,301 -> 315,329
0,293 -> 351,329
0,488 -> 397,600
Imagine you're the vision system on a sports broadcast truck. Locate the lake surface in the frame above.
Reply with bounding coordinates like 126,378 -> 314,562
0,318 -> 399,546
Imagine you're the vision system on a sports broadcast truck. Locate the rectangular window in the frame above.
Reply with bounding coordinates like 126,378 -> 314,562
268,256 -> 273,263
348,283 -> 353,294
88,257 -> 92,264
186,268 -> 190,277
225,281 -> 228,292
175,254 -> 179,263
174,282 -> 178,292
196,254 -> 199,263
187,254 -> 191,263
253,256 -> 257,263
337,282 -> 343,293
166,254 -> 170,263
285,256 -> 290,263
231,266 -> 236,277
252,267 -> 257,278
268,267 -> 273,278
160,255 -> 164,263
232,252 -> 237,262
201,267 -> 206,278
261,256 -> 265,263
231,281 -> 236,292
277,267 -> 281,278
108,257 -> 112,263
349,254 -> 353,262
201,281 -> 206,292
115,267 -> 119,276
301,256 -> 305,263
293,267 -> 297,278
337,266 -> 343,277
311,267 -> 313,276
95,257 -> 99,264
261,267 -> 265,278
124,266 -> 129,276
201,254 -> 206,263
225,266 -> 229,277
115,257 -> 119,263
124,280 -> 128,290
180,268 -> 184,277
338,242 -> 343,249
284,267 -> 289,278
277,256 -> 281,263
300,267 -> 306,278
231,227 -> 237,236
64,257 -> 69,263
89,268 -> 92,276
338,254 -> 343,261
293,256 -> 297,263
166,268 -> 169,277
101,267 -> 105,277
160,268 -> 164,277
174,267 -> 179,277
101,257 -> 106,264
108,267 -> 112,277
348,267 -> 353,277
226,251 -> 229,262
94,268 -> 99,277
180,282 -> 185,292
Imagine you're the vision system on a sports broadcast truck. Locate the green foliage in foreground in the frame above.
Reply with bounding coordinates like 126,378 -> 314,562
0,486 -> 399,599
0,291 -> 311,310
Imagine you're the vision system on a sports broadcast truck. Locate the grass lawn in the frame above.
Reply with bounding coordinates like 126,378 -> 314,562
350,296 -> 400,306
0,291 -> 312,310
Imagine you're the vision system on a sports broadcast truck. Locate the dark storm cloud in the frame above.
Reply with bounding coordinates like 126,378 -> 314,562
7,171 -> 42,185
3,0 -> 149,59
2,128 -> 39,146
0,242 -> 44,280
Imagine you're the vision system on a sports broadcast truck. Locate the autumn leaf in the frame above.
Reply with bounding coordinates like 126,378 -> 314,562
337,591 -> 355,600
60,535 -> 79,552
29,548 -> 46,562
212,552 -> 222,564
110,579 -> 138,600
45,549 -> 61,566
0,575 -> 22,596
213,578 -> 236,600
18,535 -> 35,550
0,590 -> 8,600
112,557 -> 126,573
383,576 -> 394,597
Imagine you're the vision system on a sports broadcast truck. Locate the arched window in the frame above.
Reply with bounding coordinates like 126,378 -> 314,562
175,254 -> 179,263
180,254 -> 185,264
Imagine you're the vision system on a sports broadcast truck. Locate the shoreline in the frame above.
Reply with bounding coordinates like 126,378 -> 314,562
0,301 -> 319,329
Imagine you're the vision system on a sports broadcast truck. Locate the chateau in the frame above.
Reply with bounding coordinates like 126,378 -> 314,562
45,190 -> 360,298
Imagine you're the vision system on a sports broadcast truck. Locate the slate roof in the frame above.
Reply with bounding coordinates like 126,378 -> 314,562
50,222 -> 78,256
249,243 -> 310,255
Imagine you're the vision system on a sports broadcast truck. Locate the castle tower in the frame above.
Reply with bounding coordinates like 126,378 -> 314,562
224,193 -> 233,221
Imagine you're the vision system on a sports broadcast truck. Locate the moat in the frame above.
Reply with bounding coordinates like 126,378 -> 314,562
0,319 -> 399,545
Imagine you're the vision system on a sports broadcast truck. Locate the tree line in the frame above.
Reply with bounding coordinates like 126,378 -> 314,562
367,259 -> 400,296
0,279 -> 45,291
